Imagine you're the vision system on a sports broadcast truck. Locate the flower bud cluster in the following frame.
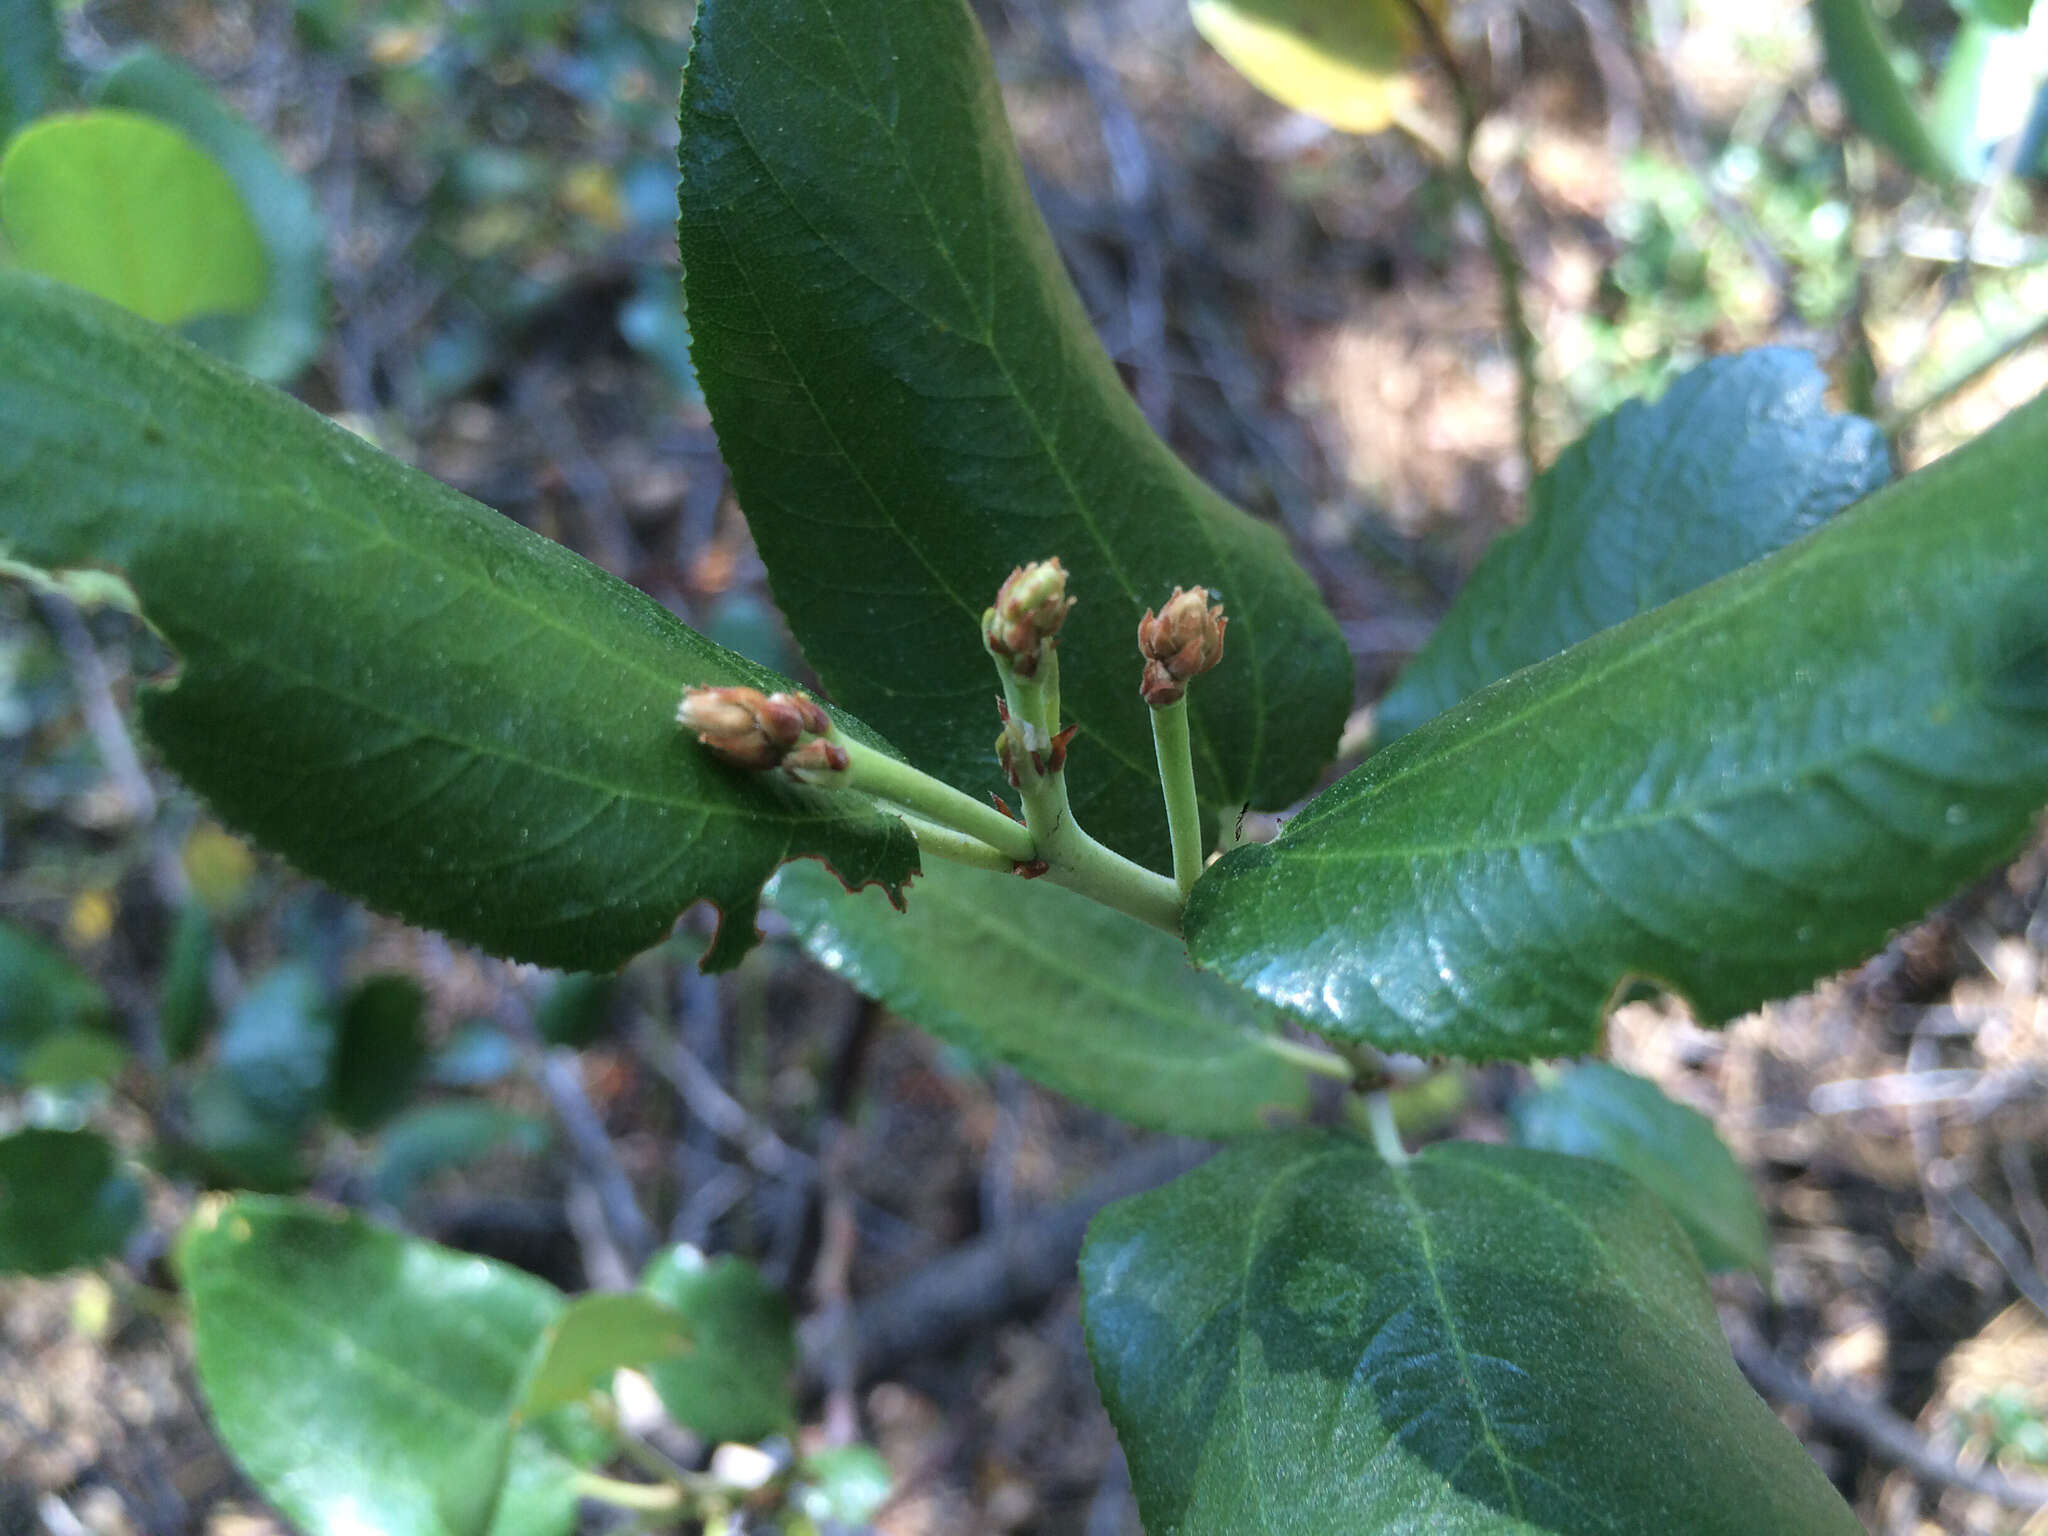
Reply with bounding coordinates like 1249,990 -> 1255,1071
676,686 -> 848,785
1137,587 -> 1226,707
981,558 -> 1075,680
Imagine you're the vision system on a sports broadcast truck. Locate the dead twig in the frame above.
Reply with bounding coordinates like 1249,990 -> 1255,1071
1731,1329 -> 2048,1510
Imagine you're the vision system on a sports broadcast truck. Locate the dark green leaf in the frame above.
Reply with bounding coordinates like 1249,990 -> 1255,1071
677,0 -> 1351,866
640,1246 -> 796,1444
1813,0 -> 1956,181
370,1102 -> 550,1209
534,971 -> 616,1049
0,275 -> 918,973
520,1292 -> 693,1419
0,0 -> 61,144
331,972 -> 428,1132
1377,351 -> 1889,743
93,47 -> 328,382
0,1129 -> 142,1275
178,1195 -> 600,1536
1082,1133 -> 1860,1534
1510,1062 -> 1770,1280
772,858 -> 1319,1136
158,904 -> 217,1062
0,919 -> 114,1086
0,111 -> 268,325
1188,390 -> 2048,1059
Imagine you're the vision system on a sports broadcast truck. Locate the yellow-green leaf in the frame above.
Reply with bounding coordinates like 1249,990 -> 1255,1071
1190,0 -> 1426,134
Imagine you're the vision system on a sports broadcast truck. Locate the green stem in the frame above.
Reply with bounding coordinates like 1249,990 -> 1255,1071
1149,696 -> 1204,899
999,655 -> 1183,933
840,738 -> 1035,863
572,1473 -> 684,1513
1361,1090 -> 1410,1165
1258,1034 -> 1354,1081
898,812 -> 1020,873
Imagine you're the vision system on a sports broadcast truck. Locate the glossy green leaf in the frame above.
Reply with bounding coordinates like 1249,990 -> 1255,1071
94,47 -> 328,382
520,1292 -> 693,1419
772,858 -> 1318,1137
178,1196 -> 601,1536
640,1246 -> 796,1444
1188,389 -> 2048,1059
0,919 -> 115,1086
1190,0 -> 1425,134
0,111 -> 267,325
332,973 -> 428,1132
1082,1133 -> 1860,1534
1812,0 -> 1955,181
0,0 -> 61,143
0,275 -> 918,973
0,1129 -> 142,1275
677,0 -> 1351,868
1509,1063 -> 1770,1281
369,1102 -> 550,1209
1377,351 -> 1890,743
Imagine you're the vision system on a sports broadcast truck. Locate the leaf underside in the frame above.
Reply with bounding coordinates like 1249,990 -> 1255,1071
1082,1133 -> 1861,1535
1187,388 -> 2048,1059
772,857 -> 1318,1137
0,274 -> 918,973
677,0 -> 1352,868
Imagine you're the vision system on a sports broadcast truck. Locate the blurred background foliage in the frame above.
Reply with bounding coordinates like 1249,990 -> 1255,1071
4,0 -> 2048,1531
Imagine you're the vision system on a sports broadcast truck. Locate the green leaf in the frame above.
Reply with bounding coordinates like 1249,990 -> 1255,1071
370,1102 -> 551,1209
1377,351 -> 1890,744
1081,1133 -> 1860,1535
0,1129 -> 142,1275
216,963 -> 334,1129
1813,0 -> 1956,181
534,971 -> 617,1049
1509,1063 -> 1770,1281
639,1246 -> 796,1444
0,919 -> 114,1086
332,973 -> 428,1133
158,904 -> 217,1062
677,0 -> 1351,867
0,0 -> 61,144
772,858 -> 1319,1136
1190,0 -> 1425,134
1187,389 -> 2048,1059
178,1195 -> 601,1536
0,274 -> 918,973
796,1445 -> 894,1525
520,1292 -> 693,1419
93,47 -> 328,382
0,111 -> 268,326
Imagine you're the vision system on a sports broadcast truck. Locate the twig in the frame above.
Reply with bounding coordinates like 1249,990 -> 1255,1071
1881,308 -> 2048,435
39,593 -> 156,824
797,1138 -> 1211,1391
1393,0 -> 1540,479
1941,1176 -> 2048,1320
1730,1329 -> 2048,1510
534,1046 -> 657,1276
2001,1136 -> 2048,1270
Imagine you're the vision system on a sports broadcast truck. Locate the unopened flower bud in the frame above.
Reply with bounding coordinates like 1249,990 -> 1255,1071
677,685 -> 834,771
982,558 -> 1075,679
783,736 -> 851,787
1137,587 -> 1227,708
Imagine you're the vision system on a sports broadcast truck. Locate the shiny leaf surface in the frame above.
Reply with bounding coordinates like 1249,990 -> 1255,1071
1377,350 -> 1889,743
773,858 -> 1318,1136
677,0 -> 1350,867
1188,390 -> 2048,1059
0,275 -> 918,972
1510,1062 -> 1770,1280
179,1196 -> 598,1536
1082,1133 -> 1860,1534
